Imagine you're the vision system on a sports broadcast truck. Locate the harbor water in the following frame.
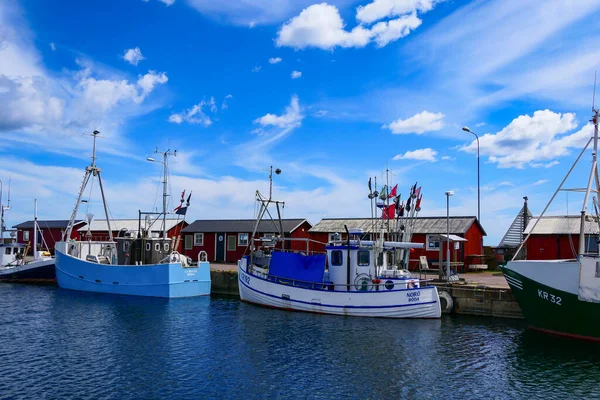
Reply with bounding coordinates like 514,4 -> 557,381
1,284 -> 599,399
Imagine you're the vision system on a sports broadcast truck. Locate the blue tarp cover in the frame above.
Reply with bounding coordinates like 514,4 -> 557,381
269,252 -> 326,283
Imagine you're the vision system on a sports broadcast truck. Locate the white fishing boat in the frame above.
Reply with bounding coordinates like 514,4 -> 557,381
0,195 -> 55,282
238,168 -> 441,318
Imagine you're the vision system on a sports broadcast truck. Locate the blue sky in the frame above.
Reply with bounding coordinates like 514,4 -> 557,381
1,0 -> 600,245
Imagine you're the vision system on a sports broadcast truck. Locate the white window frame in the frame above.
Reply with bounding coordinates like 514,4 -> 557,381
194,233 -> 204,246
238,233 -> 249,247
23,231 -> 30,241
426,234 -> 440,252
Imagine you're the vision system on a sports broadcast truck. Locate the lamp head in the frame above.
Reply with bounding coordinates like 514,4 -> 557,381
147,157 -> 155,162
462,126 -> 471,133
275,168 -> 282,175
445,191 -> 454,196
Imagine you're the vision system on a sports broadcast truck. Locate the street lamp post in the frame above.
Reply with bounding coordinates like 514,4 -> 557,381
445,191 -> 454,281
462,127 -> 480,223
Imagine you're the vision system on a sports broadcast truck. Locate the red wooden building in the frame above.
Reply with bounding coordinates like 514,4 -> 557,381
308,216 -> 486,271
524,215 -> 598,259
181,219 -> 312,263
12,220 -> 85,254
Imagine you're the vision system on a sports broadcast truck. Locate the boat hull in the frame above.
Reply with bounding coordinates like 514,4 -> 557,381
0,259 -> 56,283
503,260 -> 600,341
238,264 -> 441,318
55,249 -> 211,298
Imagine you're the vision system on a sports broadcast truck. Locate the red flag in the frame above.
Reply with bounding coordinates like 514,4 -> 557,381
414,186 -> 421,198
382,204 -> 396,219
389,184 -> 398,198
415,195 -> 423,211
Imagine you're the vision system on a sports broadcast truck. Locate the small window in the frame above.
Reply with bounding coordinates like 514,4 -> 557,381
5,248 -> 11,255
184,235 -> 193,250
164,243 -> 169,251
357,250 -> 370,266
426,235 -> 440,251
146,243 -> 151,251
123,241 -> 130,252
13,248 -> 19,255
227,235 -> 236,251
155,243 -> 160,251
238,233 -> 249,247
330,250 -> 343,266
23,231 -> 30,241
194,233 -> 204,246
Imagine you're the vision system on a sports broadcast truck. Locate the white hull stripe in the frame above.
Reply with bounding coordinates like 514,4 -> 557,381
239,279 -> 437,309
504,275 -> 523,290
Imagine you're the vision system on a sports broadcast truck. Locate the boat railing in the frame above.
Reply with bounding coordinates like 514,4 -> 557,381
66,241 -> 117,262
254,271 -> 433,291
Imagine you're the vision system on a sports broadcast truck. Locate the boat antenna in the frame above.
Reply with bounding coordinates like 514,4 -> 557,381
149,148 -> 176,242
593,71 -> 597,112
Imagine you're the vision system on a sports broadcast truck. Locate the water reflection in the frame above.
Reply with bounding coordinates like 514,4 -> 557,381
1,286 -> 599,400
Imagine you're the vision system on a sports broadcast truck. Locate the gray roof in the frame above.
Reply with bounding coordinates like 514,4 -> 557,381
13,220 -> 85,229
524,216 -> 599,235
182,219 -> 310,234
309,217 -> 485,235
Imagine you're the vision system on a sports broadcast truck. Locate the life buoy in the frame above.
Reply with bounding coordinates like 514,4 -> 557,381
438,290 -> 454,314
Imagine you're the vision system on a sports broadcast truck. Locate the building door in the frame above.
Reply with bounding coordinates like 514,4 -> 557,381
216,232 -> 226,262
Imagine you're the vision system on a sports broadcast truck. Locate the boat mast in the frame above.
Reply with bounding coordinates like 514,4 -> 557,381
151,148 -> 176,241
579,108 -> 600,257
34,199 -> 37,257
64,131 -> 113,242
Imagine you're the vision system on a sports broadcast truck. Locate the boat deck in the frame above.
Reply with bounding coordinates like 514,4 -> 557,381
209,263 -> 509,289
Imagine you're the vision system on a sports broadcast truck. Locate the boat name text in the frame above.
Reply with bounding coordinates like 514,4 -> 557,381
240,273 -> 250,286
407,291 -> 420,303
537,289 -> 562,305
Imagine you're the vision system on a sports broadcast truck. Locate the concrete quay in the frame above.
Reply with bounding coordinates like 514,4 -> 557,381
209,264 -> 523,319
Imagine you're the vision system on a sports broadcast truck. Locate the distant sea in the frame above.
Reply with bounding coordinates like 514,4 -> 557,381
1,284 -> 599,399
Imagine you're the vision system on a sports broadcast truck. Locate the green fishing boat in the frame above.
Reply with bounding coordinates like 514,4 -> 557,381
502,108 -> 600,341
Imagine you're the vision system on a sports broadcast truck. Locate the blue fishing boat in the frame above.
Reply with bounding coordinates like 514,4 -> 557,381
54,131 -> 211,298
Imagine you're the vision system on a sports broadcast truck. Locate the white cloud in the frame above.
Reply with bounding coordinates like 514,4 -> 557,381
269,57 -> 282,64
533,179 -> 548,186
159,0 -> 175,5
49,42 -> 56,51
385,110 -> 444,134
276,1 -> 437,50
356,0 -> 436,24
169,97 -> 216,126
497,181 -> 514,187
137,70 -> 168,96
393,148 -> 438,161
123,47 -> 145,66
291,70 -> 302,79
475,122 -> 486,127
530,160 -> 559,168
441,155 -> 455,161
254,95 -> 302,129
460,110 -> 585,168
315,109 -> 328,117
221,94 -> 233,110
369,14 -> 422,47
276,4 -> 372,50
252,65 -> 262,72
